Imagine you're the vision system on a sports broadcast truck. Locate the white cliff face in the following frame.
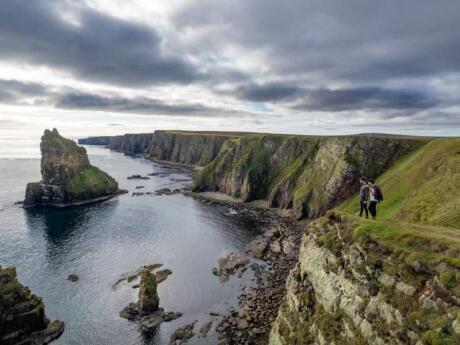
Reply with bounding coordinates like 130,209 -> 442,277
269,214 -> 460,345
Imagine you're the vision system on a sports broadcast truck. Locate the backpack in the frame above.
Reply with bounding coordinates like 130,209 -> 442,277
375,186 -> 384,201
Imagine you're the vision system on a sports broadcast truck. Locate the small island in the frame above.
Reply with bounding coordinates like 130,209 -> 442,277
24,128 -> 120,208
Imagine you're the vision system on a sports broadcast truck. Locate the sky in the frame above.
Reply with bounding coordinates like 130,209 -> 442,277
0,0 -> 460,141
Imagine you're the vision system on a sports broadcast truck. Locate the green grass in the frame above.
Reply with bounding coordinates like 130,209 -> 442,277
346,215 -> 460,269
340,138 -> 460,229
68,166 -> 117,194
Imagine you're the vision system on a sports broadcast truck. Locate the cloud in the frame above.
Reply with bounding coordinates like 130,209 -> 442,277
0,79 -> 50,103
0,0 -> 200,87
227,82 -> 303,102
294,87 -> 440,113
55,92 -> 212,115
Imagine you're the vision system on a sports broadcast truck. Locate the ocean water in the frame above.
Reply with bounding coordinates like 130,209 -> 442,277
0,145 -> 262,345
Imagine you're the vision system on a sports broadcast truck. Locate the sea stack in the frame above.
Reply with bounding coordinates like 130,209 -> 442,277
0,266 -> 64,345
24,128 -> 119,207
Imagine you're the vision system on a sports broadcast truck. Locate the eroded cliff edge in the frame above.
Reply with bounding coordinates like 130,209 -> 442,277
24,128 -> 119,207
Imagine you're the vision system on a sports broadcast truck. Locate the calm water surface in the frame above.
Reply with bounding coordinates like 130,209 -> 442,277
0,146 -> 262,345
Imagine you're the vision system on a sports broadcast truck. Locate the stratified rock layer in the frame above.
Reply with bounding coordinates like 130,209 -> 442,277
0,266 -> 64,345
24,128 -> 119,207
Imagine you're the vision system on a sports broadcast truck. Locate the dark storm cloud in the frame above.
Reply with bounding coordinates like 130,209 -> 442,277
56,92 -> 209,115
0,80 -> 50,103
295,87 -> 440,113
54,91 -> 254,117
174,0 -> 460,82
229,82 -> 303,102
0,0 -> 199,86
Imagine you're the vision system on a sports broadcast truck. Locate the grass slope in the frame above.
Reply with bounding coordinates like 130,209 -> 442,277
340,138 -> 460,229
336,137 -> 460,295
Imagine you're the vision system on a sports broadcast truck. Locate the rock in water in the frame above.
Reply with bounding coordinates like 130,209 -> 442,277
24,128 -> 119,207
0,266 -> 64,345
138,269 -> 159,314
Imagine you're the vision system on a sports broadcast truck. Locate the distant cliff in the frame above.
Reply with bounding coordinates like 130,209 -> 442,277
0,266 -> 64,345
193,134 -> 424,219
80,130 -> 242,166
24,128 -> 119,207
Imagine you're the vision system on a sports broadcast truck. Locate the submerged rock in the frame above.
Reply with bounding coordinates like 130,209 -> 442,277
23,129 -> 119,208
169,321 -> 196,345
0,266 -> 64,345
67,274 -> 79,282
213,252 -> 249,282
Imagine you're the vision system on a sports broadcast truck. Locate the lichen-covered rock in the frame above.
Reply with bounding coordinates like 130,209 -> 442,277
269,215 -> 460,345
138,269 -> 159,314
24,128 -> 119,207
0,266 -> 64,345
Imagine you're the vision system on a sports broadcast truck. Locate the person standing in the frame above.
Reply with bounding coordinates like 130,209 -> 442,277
368,179 -> 383,219
359,177 -> 369,218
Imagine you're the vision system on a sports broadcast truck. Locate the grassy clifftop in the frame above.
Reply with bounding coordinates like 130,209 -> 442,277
340,138 -> 460,229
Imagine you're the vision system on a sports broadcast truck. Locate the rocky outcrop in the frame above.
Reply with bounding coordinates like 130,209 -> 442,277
24,128 -> 119,207
269,213 -> 460,345
0,266 -> 64,345
79,130 -> 239,167
193,135 -> 423,218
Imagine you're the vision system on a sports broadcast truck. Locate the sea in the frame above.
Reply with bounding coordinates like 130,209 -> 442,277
0,136 -> 262,345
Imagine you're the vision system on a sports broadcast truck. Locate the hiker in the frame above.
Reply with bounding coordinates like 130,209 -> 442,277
359,177 -> 369,218
368,179 -> 383,219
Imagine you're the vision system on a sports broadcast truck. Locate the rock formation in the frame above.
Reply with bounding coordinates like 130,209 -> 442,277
24,128 -> 119,207
0,266 -> 64,345
120,268 -> 181,333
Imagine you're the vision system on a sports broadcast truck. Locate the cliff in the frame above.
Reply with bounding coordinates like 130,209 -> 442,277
77,136 -> 111,146
79,130 -> 243,166
193,134 -> 425,219
24,128 -> 119,207
0,266 -> 64,345
269,138 -> 460,345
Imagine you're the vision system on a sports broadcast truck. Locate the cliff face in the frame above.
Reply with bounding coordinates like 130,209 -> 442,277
80,130 -> 238,166
269,213 -> 460,345
107,133 -> 155,155
144,131 -> 231,166
0,266 -> 64,345
193,134 -> 423,219
24,129 -> 119,207
77,136 -> 111,146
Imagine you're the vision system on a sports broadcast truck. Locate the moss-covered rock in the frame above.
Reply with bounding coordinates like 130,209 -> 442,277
138,269 -> 159,314
0,266 -> 64,345
24,128 -> 119,207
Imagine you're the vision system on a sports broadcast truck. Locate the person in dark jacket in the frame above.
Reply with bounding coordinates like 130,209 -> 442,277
359,177 -> 369,218
368,179 -> 384,219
